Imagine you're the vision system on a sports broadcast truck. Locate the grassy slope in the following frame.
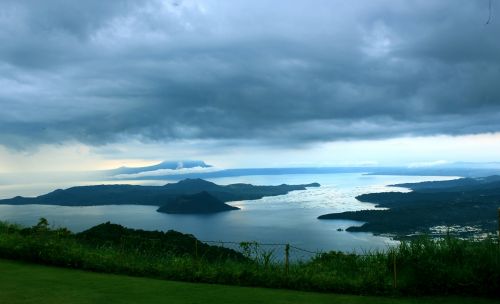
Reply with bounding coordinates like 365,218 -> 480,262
0,259 -> 496,304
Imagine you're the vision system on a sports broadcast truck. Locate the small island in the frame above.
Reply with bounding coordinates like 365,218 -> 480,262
0,178 -> 320,214
318,175 -> 500,237
157,191 -> 239,214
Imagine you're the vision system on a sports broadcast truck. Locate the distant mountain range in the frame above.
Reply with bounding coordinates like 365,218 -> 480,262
391,175 -> 500,192
0,178 -> 320,214
103,160 -> 211,176
318,175 -> 500,237
98,160 -> 500,181
2,160 -> 500,187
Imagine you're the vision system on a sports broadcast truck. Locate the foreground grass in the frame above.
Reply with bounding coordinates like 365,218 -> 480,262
0,259 -> 495,304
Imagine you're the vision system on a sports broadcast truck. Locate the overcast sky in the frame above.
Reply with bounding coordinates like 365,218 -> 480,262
1,0 -> 500,172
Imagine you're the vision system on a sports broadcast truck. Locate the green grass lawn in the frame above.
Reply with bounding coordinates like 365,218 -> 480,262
0,259 -> 496,304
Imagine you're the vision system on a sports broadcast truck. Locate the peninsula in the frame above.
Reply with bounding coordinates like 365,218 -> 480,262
318,176 -> 500,237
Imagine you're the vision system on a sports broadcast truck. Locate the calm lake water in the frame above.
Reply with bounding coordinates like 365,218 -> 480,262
0,173 -> 457,257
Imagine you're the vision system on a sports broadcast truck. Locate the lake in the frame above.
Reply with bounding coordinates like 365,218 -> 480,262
0,173 -> 457,258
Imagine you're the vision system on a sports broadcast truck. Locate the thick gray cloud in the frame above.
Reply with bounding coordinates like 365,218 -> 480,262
1,0 -> 500,149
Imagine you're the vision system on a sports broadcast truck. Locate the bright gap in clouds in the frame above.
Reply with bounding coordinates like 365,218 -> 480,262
1,133 -> 500,173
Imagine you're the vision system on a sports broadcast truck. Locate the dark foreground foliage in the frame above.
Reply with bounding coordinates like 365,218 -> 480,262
0,219 -> 498,297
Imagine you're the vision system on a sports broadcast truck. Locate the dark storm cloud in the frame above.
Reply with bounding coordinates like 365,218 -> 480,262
1,0 -> 500,148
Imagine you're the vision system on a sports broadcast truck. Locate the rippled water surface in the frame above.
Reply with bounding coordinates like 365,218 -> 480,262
0,173 -> 457,254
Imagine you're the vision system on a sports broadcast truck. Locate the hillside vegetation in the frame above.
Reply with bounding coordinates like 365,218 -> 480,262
0,219 -> 498,297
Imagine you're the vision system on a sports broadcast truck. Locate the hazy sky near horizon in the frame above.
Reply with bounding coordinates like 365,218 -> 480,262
1,0 -> 500,172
